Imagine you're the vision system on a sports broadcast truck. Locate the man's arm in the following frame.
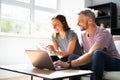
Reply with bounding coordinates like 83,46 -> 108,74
54,44 -> 105,68
71,45 -> 104,67
71,30 -> 110,67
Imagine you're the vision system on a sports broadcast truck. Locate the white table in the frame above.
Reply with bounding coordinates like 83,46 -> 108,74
0,64 -> 93,80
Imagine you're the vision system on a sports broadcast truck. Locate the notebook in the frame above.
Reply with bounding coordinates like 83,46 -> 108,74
25,50 -> 65,70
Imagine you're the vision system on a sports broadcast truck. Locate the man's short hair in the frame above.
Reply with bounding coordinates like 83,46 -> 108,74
78,10 -> 95,22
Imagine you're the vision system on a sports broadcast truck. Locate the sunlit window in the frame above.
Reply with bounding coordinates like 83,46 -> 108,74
0,3 -> 30,34
0,0 -> 59,38
32,10 -> 54,37
35,0 -> 57,10
16,0 -> 30,3
1,4 -> 30,21
0,19 -> 30,34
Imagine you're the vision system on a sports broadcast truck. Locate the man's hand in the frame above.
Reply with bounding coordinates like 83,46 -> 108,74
53,60 -> 70,68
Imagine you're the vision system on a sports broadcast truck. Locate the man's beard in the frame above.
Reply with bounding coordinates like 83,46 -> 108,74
80,22 -> 88,31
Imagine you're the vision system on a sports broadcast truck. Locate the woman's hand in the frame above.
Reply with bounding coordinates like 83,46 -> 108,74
45,45 -> 56,54
53,60 -> 70,68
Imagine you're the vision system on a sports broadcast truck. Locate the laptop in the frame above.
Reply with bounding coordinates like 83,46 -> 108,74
25,50 -> 65,71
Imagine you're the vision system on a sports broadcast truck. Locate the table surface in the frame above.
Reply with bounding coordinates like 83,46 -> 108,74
0,64 -> 93,79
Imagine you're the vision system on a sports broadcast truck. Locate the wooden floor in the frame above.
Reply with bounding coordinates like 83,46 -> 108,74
0,76 -> 69,80
0,76 -> 42,80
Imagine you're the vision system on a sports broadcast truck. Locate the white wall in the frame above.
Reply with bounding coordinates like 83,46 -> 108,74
91,0 -> 120,28
59,0 -> 85,33
0,36 -> 52,78
59,0 -> 92,41
0,0 -> 91,78
0,36 -> 53,65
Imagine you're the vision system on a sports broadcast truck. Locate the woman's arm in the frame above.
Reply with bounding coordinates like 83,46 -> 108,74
56,39 -> 76,57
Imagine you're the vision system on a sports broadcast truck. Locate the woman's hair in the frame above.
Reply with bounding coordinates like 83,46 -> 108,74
52,14 -> 70,31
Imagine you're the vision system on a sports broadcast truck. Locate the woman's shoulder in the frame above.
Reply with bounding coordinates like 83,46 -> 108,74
66,30 -> 78,39
67,30 -> 76,35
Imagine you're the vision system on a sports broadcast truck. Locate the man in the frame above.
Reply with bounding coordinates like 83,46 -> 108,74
54,10 -> 120,80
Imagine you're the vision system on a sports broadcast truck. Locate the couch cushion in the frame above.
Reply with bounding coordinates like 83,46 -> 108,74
104,72 -> 120,80
81,72 -> 120,80
114,40 -> 120,54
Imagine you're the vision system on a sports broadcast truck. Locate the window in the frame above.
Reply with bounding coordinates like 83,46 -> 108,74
1,3 -> 30,34
33,10 -> 54,37
35,0 -> 57,10
16,0 -> 30,3
0,0 -> 59,38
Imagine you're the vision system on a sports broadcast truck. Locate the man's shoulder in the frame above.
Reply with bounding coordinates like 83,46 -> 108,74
97,26 -> 108,32
97,27 -> 110,35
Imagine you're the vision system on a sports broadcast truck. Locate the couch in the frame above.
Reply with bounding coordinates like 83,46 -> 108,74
103,36 -> 120,80
81,36 -> 120,80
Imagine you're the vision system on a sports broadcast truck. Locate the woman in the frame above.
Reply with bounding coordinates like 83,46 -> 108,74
46,14 -> 83,62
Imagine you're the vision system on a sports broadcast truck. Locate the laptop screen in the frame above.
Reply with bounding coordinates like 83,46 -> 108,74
25,50 -> 56,70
